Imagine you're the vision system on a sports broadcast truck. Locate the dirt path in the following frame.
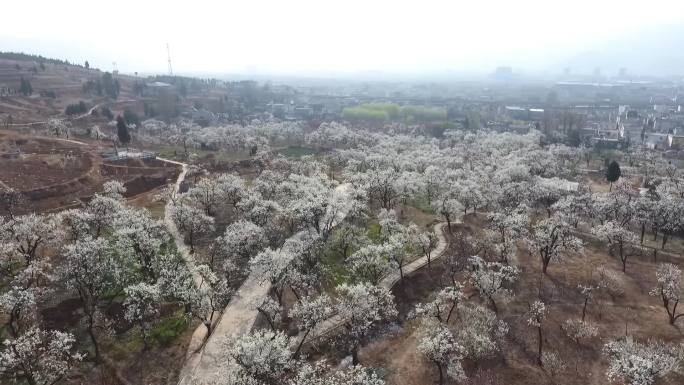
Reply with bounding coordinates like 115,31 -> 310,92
177,183 -> 353,385
5,99 -> 137,126
157,158 -> 199,280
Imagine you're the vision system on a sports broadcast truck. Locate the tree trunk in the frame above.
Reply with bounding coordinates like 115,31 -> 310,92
640,224 -> 645,245
188,230 -> 195,254
537,326 -> 543,366
489,296 -> 498,314
352,347 -> 359,366
669,300 -> 679,325
257,307 -> 277,331
293,329 -> 311,358
437,363 -> 444,385
87,314 -> 100,362
446,303 -> 457,324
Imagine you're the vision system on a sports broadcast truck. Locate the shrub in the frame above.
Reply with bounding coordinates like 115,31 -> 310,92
150,312 -> 189,346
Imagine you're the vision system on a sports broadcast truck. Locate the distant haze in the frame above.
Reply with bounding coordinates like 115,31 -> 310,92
2,0 -> 684,78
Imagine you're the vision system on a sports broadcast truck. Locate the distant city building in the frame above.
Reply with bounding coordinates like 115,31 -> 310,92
491,66 -> 515,81
643,133 -> 672,149
294,107 -> 313,119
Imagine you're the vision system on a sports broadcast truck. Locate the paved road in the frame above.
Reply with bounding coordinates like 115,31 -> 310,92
177,183 -> 353,385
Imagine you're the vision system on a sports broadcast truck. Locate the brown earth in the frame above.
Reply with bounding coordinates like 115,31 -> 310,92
360,213 -> 684,385
0,58 -> 139,124
0,131 -> 180,214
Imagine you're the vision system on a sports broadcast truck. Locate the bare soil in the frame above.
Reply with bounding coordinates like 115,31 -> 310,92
360,214 -> 684,385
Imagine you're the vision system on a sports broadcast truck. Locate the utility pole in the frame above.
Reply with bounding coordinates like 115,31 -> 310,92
167,44 -> 173,76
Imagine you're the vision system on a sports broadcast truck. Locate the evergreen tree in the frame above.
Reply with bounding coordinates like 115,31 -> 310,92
102,72 -> 119,99
606,160 -> 621,191
84,60 -> 89,69
116,116 -> 131,147
19,77 -> 33,96
123,108 -> 140,127
101,106 -> 114,120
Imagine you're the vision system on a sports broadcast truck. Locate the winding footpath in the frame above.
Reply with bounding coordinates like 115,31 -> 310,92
6,99 -> 138,127
158,156 -> 191,262
177,214 -> 450,384
302,221 -> 449,346
157,157 -> 229,381
177,183 -> 353,384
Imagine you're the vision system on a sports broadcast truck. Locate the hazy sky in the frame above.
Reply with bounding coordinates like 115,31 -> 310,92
2,0 -> 684,76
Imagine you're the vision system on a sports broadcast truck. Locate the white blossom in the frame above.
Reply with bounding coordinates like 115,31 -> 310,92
0,328 -> 82,385
603,337 -> 682,385
650,263 -> 684,325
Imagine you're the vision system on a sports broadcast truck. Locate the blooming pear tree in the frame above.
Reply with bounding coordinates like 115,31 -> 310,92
333,283 -> 397,365
417,320 -> 465,385
223,329 -> 293,385
214,220 -> 266,267
186,177 -> 223,216
409,224 -> 439,268
326,223 -> 369,261
0,327 -> 83,385
592,221 -> 639,272
60,237 -> 119,361
527,300 -> 548,366
0,286 -> 38,338
190,265 -> 233,335
385,232 -> 413,281
468,256 -> 519,313
112,209 -> 171,282
413,284 -> 465,324
432,193 -> 463,232
123,282 -> 161,349
455,304 -> 509,360
486,208 -> 529,263
0,213 -> 62,283
603,337 -> 682,385
170,201 -> 215,253
0,186 -> 25,219
289,363 -> 384,385
250,247 -> 294,304
347,244 -> 391,285
562,318 -> 599,346
290,293 -> 334,357
650,263 -> 684,325
526,216 -> 583,274
577,283 -> 597,321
